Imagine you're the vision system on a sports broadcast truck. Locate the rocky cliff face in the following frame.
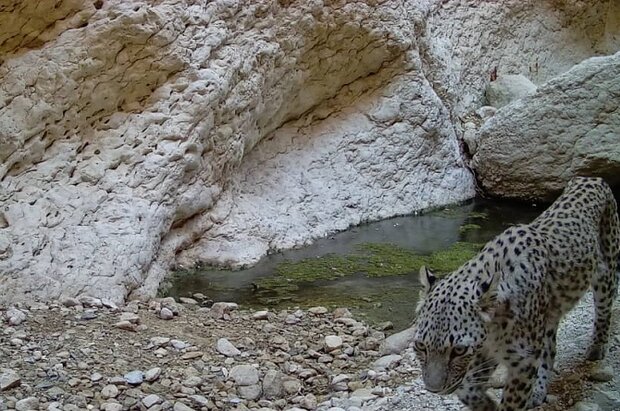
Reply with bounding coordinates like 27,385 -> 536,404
0,0 -> 614,304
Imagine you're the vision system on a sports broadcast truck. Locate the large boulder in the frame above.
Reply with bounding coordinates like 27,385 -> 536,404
473,52 -> 620,200
0,0 -> 614,303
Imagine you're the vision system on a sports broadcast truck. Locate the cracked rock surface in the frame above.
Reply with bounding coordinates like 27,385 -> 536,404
0,0 -> 615,303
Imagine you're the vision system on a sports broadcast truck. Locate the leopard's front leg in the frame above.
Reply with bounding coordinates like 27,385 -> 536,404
457,350 -> 498,411
499,340 -> 542,411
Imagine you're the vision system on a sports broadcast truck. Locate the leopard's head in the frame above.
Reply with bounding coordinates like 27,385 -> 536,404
412,265 -> 501,395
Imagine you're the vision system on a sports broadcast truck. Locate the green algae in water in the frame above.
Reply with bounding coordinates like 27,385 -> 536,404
459,223 -> 482,234
255,241 -> 485,292
426,242 -> 485,273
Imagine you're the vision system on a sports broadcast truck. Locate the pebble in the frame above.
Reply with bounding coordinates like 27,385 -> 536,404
142,394 -> 162,407
159,307 -> 174,320
101,403 -> 123,411
325,335 -> 343,351
572,401 -> 601,411
0,368 -> 21,391
114,320 -> 136,331
170,339 -> 189,350
372,354 -> 402,371
217,338 -> 241,357
144,367 -> 162,382
79,296 -> 103,308
91,372 -> 103,382
6,307 -> 27,326
230,365 -> 259,386
173,402 -> 196,411
120,312 -> 140,324
179,297 -> 198,305
181,351 -> 203,360
252,310 -> 270,320
151,336 -> 171,346
210,302 -> 238,320
101,384 -> 119,398
589,365 -> 614,382
15,397 -> 39,411
61,297 -> 81,307
308,306 -> 328,315
124,370 -> 144,385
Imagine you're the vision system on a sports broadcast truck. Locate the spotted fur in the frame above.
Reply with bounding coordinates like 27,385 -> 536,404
412,177 -> 619,411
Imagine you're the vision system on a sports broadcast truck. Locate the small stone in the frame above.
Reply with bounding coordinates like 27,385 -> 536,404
91,372 -> 103,382
0,369 -> 21,391
300,393 -> 318,410
6,307 -> 26,325
230,365 -> 259,386
120,312 -> 140,324
124,370 -> 144,385
379,327 -> 415,355
283,378 -> 302,395
372,354 -> 402,371
376,321 -> 393,331
101,299 -> 119,310
173,402 -> 196,411
350,388 -> 377,402
101,384 -> 119,399
590,365 -> 614,382
308,306 -> 328,315
572,401 -> 601,411
252,310 -> 269,320
238,383 -> 262,400
183,376 -> 202,388
144,367 -> 162,382
143,394 -> 162,407
180,297 -> 198,305
15,397 -> 39,411
159,307 -> 174,320
114,320 -> 136,331
108,376 -> 126,385
210,302 -> 238,320
217,338 -> 241,357
80,310 -> 98,320
181,351 -> 203,360
259,369 -> 282,400
188,394 -> 209,407
324,335 -> 343,351
150,337 -> 171,347
101,403 -> 123,411
154,347 -> 168,356
61,297 -> 81,307
170,339 -> 189,350
333,308 -> 351,318
79,296 -> 103,307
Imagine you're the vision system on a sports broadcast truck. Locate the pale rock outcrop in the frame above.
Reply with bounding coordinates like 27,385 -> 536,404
473,52 -> 620,200
485,74 -> 537,109
0,0 -> 615,303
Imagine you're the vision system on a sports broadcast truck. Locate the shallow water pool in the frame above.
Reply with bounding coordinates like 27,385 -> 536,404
162,197 -> 543,331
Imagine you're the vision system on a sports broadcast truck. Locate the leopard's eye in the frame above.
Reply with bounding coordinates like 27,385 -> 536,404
413,341 -> 426,352
452,345 -> 468,357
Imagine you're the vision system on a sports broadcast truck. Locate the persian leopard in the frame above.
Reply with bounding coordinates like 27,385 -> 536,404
412,176 -> 619,411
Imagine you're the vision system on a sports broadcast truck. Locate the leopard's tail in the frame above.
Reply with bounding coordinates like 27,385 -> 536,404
599,180 -> 620,293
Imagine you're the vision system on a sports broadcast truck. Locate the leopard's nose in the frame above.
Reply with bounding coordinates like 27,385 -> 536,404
422,367 -> 447,393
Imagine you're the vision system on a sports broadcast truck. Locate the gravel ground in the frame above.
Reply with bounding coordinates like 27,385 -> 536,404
1,293 -> 618,411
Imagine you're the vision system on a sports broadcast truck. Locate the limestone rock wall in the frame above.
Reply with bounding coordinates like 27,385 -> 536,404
0,0 -> 614,303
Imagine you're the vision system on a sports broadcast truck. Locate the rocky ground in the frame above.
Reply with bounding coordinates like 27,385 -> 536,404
0,294 -> 618,411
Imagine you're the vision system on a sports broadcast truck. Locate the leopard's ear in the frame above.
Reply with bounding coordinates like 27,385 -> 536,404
419,265 -> 437,294
477,261 -> 504,322
416,266 -> 436,313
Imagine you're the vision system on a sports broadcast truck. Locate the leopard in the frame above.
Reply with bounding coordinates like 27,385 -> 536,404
412,176 -> 619,411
